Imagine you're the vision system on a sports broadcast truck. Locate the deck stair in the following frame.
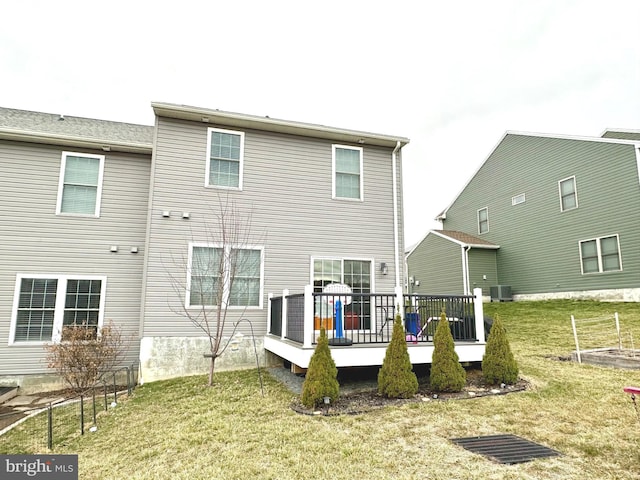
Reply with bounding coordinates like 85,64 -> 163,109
0,386 -> 19,405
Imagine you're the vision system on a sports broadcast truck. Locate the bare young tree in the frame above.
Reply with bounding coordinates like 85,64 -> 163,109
169,195 -> 261,386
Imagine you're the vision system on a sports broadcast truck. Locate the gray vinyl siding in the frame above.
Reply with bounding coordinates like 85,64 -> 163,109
142,117 -> 403,337
407,234 -> 463,295
442,134 -> 640,295
468,249 -> 498,296
0,140 -> 150,375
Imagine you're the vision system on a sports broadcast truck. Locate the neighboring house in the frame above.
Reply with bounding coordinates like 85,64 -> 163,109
1,103 -> 426,390
0,107 -> 153,391
406,230 -> 498,296
407,129 -> 640,301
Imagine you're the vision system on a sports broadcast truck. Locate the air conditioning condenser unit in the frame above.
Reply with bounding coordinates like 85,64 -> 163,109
490,285 -> 512,302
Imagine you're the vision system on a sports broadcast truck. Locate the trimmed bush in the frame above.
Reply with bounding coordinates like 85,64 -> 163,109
482,314 -> 519,384
430,311 -> 466,392
301,327 -> 339,408
378,312 -> 418,398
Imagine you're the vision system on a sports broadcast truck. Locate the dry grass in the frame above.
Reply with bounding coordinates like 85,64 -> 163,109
3,300 -> 640,479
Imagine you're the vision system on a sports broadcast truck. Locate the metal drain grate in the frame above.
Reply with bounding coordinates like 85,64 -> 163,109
450,434 -> 562,464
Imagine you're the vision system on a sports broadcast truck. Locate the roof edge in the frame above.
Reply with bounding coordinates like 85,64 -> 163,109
430,230 -> 500,249
600,127 -> 640,136
0,128 -> 152,154
504,129 -> 640,146
151,102 -> 410,148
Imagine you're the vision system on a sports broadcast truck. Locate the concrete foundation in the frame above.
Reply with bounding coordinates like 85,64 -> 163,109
139,335 -> 279,384
513,288 -> 640,303
0,374 -> 66,395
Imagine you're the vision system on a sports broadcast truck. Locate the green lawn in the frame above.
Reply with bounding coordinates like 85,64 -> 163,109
3,300 -> 640,479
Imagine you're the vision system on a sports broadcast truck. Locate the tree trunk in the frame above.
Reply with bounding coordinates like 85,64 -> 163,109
208,355 -> 216,386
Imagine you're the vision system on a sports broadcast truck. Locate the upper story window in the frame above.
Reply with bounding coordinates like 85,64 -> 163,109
477,207 -> 489,234
187,244 -> 263,309
333,145 -> 363,200
559,176 -> 578,212
10,275 -> 106,344
206,128 -> 245,189
579,235 -> 622,274
56,152 -> 105,217
512,193 -> 526,205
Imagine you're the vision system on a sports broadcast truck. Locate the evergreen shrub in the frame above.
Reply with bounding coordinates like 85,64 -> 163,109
430,311 -> 466,392
378,312 -> 418,398
301,328 -> 339,408
482,314 -> 519,384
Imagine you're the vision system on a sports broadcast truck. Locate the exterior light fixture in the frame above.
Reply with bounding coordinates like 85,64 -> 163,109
323,396 -> 331,415
380,262 -> 388,275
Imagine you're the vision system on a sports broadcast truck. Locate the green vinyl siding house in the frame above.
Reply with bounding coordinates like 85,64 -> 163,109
407,130 -> 640,301
406,230 -> 498,296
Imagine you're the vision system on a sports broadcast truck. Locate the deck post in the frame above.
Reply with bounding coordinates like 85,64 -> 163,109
303,284 -> 314,348
395,285 -> 404,325
281,289 -> 289,341
473,288 -> 486,343
267,292 -> 273,334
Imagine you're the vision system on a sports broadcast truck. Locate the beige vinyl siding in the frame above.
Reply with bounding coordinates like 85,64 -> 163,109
407,234 -> 464,295
142,117 -> 403,337
0,140 -> 150,375
443,135 -> 640,295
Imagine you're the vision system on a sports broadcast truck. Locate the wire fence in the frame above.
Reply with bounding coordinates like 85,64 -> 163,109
570,313 -> 637,363
0,364 -> 137,453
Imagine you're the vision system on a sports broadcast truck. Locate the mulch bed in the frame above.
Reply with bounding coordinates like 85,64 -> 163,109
291,369 -> 529,416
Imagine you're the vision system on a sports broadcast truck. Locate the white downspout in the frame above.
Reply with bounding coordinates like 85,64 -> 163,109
392,141 -> 402,289
461,246 -> 470,295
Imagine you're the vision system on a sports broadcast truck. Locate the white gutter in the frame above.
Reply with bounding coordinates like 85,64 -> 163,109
152,102 -> 410,149
392,141 -> 401,289
0,128 -> 152,154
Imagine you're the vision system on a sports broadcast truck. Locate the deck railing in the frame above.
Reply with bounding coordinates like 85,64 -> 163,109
268,287 -> 485,347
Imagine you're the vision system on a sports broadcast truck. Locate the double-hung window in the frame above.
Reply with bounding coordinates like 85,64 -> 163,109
206,128 -> 244,189
559,176 -> 578,212
579,235 -> 622,274
10,275 -> 106,344
56,152 -> 105,216
188,244 -> 263,308
333,145 -> 363,200
477,207 -> 489,234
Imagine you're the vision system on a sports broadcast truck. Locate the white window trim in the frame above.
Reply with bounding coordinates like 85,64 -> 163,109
477,207 -> 489,234
9,274 -> 107,345
559,176 -> 578,212
205,127 -> 245,190
56,151 -> 105,217
512,193 -> 526,206
332,144 -> 364,201
579,234 -> 623,275
309,256 -> 376,292
186,242 -> 264,310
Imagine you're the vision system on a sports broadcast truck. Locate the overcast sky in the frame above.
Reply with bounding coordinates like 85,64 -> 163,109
2,0 -> 639,248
